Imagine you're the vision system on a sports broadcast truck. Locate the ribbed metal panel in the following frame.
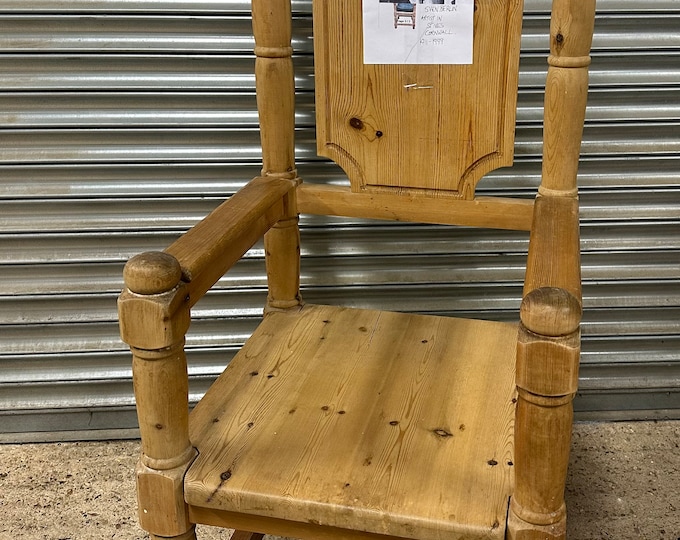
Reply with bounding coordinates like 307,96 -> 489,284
0,0 -> 679,441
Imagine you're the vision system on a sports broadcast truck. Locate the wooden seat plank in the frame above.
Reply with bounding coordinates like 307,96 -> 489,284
186,304 -> 517,540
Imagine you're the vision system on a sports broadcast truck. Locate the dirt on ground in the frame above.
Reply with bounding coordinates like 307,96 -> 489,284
0,420 -> 678,540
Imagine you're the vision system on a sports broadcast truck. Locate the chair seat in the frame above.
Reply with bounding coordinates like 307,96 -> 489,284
185,304 -> 517,540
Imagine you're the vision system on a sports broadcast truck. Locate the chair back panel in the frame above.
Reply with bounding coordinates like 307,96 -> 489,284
313,0 -> 524,200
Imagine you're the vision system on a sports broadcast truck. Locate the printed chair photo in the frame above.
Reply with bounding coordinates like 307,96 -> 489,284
394,2 -> 417,29
118,0 -> 596,539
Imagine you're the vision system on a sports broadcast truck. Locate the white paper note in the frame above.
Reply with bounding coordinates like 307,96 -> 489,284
363,0 -> 474,65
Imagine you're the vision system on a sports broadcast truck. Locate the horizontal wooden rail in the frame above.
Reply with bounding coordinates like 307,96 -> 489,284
166,176 -> 296,307
296,183 -> 534,231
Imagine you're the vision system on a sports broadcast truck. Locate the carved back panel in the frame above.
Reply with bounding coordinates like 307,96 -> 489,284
313,0 -> 524,199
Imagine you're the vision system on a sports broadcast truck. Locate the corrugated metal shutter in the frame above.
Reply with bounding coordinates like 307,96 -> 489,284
0,0 -> 678,442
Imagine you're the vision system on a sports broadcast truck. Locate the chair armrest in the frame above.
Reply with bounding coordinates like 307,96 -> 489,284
166,176 -> 296,307
516,195 -> 582,403
521,195 -> 582,338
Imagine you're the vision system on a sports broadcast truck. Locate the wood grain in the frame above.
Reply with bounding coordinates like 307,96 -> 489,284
509,3 -> 594,535
189,507 -> 414,540
186,304 -> 517,540
540,0 -> 596,195
253,0 -> 296,179
120,0 -> 598,538
297,183 -> 534,231
523,196 -> 581,302
313,0 -> 524,198
165,176 -> 295,307
119,254 -> 197,538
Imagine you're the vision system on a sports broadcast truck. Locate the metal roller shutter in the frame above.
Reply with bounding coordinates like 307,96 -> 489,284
0,0 -> 678,442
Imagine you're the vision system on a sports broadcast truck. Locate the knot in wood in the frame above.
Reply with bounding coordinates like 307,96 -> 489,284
349,117 -> 364,130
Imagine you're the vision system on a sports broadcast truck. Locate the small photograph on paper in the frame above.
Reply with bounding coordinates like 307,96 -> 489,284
363,0 -> 474,65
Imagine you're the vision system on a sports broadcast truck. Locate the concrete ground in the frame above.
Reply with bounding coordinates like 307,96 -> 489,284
0,421 -> 678,540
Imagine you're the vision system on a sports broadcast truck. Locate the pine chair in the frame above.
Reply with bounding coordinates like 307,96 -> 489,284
118,0 -> 596,539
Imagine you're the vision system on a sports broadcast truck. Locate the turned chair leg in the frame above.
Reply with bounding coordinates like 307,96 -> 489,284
119,252 -> 197,539
508,391 -> 575,539
509,288 -> 581,539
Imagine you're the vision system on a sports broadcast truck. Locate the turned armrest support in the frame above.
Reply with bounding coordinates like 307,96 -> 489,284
166,176 -> 297,307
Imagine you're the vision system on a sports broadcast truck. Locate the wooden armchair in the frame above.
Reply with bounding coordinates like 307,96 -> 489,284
118,1 -> 596,539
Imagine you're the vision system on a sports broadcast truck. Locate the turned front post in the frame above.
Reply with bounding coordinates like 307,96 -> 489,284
252,0 -> 302,310
508,0 -> 595,538
118,251 -> 197,540
510,286 -> 582,539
